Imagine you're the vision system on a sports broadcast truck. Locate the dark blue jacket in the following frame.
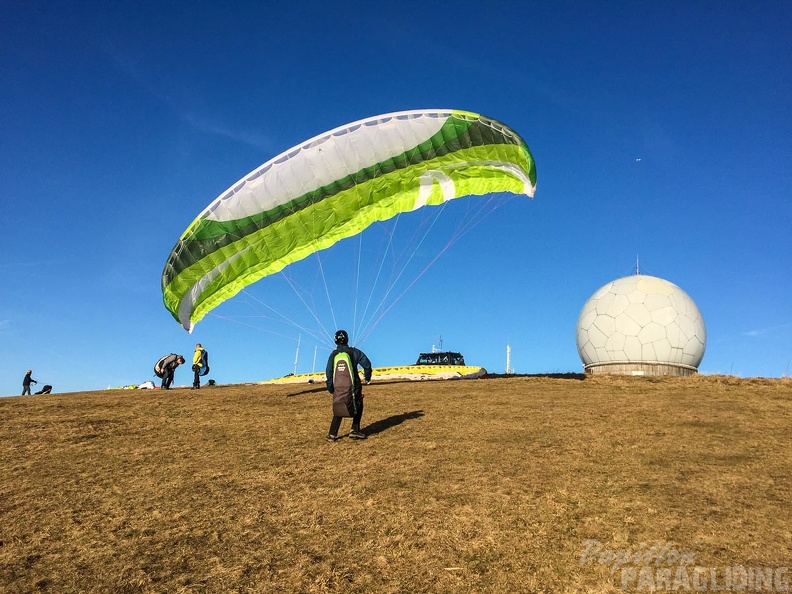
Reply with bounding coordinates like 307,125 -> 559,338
326,345 -> 372,394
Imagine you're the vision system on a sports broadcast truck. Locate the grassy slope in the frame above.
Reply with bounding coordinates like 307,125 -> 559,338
1,375 -> 790,593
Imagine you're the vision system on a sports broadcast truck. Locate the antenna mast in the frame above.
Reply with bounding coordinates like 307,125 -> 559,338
293,334 -> 301,375
431,334 -> 443,353
506,343 -> 513,374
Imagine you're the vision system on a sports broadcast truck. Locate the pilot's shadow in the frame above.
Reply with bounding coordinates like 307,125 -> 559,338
363,410 -> 424,436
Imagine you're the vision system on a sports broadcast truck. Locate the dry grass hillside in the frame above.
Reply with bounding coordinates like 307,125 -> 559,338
1,374 -> 791,593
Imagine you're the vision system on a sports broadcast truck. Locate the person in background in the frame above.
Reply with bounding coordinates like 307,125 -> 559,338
325,330 -> 372,441
192,343 -> 206,390
160,355 -> 185,390
22,370 -> 37,396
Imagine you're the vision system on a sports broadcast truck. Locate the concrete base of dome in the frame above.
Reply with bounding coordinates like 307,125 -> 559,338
584,362 -> 698,377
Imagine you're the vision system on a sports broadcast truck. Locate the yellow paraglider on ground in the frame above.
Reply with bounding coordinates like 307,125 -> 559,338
261,350 -> 486,384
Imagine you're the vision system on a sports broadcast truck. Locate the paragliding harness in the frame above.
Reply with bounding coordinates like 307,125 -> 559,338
154,354 -> 176,379
331,350 -> 359,418
192,349 -> 210,376
34,385 -> 52,395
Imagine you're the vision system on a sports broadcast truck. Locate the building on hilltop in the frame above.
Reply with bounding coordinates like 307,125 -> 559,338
576,274 -> 706,376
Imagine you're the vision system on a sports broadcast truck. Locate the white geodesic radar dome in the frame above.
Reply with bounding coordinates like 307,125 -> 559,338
576,275 -> 706,375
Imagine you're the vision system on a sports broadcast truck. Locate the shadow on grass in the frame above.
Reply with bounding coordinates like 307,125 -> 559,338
485,372 -> 586,381
285,374 -> 586,398
363,410 -> 424,436
287,385 -> 328,397
287,379 -> 439,397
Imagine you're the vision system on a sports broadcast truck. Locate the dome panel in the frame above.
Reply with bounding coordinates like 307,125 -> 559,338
610,294 -> 630,317
681,348 -> 700,366
594,315 -> 616,337
578,307 -> 598,331
694,317 -> 707,343
625,302 -> 653,326
595,291 -> 616,315
637,276 -> 675,295
669,292 -> 690,317
638,321 -> 667,345
682,336 -> 706,366
651,305 -> 678,326
623,335 -> 643,360
627,289 -> 647,304
676,315 -> 697,342
645,293 -> 672,311
580,341 -> 598,364
605,331 -> 626,353
653,338 -> 673,362
642,342 -> 657,361
613,277 -> 639,295
614,314 -> 642,337
665,322 -> 682,346
587,323 -> 608,349
591,283 -> 615,300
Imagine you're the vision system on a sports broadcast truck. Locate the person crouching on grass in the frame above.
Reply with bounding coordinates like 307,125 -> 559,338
161,355 -> 185,390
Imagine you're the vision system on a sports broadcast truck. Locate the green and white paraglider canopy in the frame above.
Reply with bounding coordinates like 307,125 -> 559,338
162,109 -> 537,332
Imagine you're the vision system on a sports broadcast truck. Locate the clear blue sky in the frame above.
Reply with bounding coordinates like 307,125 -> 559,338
2,1 -> 790,396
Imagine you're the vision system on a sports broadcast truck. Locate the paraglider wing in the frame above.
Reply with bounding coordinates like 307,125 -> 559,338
162,109 -> 537,332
